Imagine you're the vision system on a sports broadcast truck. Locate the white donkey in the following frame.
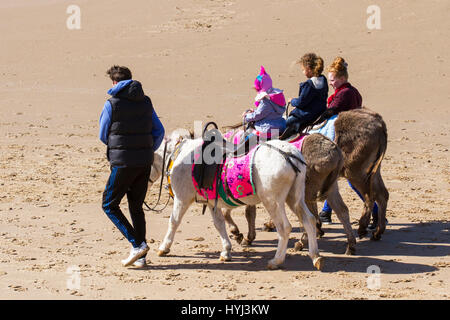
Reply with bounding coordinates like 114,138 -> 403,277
153,130 -> 324,270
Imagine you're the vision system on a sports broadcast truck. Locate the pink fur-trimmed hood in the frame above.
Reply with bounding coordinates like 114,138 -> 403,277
253,66 -> 286,107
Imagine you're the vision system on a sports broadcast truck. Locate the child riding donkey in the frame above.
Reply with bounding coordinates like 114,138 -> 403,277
233,66 -> 287,142
281,53 -> 328,139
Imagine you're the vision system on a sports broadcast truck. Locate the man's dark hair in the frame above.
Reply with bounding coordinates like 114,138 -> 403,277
106,65 -> 132,82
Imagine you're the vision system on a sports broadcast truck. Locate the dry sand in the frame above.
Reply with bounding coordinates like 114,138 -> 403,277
0,0 -> 449,299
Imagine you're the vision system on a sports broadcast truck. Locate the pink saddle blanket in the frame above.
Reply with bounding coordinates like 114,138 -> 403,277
289,134 -> 307,151
191,133 -> 308,202
191,143 -> 260,201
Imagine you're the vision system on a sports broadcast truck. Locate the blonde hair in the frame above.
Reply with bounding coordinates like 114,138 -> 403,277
299,53 -> 324,77
327,57 -> 349,79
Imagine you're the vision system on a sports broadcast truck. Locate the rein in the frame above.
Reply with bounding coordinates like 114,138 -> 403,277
144,139 -> 186,212
285,101 -> 291,119
144,141 -> 170,213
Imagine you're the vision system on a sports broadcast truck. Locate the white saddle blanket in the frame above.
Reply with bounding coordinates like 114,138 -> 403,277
309,115 -> 338,141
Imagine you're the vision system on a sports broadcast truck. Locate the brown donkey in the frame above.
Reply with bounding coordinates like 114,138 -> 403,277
224,107 -> 388,252
334,108 -> 389,240
224,132 -> 357,255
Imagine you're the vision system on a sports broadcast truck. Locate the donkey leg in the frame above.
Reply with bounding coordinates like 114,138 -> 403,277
242,205 -> 257,246
158,197 -> 192,256
294,200 -> 318,252
326,182 -> 356,255
209,206 -> 233,261
284,192 -> 306,252
223,208 -> 243,244
349,179 -> 374,239
299,201 -> 324,270
263,200 -> 292,270
287,197 -> 323,270
359,196 -> 375,239
359,194 -> 375,239
371,171 -> 389,241
308,200 -> 325,238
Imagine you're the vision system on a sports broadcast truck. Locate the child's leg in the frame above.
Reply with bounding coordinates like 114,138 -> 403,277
280,116 -> 302,139
321,200 -> 332,213
286,116 -> 301,131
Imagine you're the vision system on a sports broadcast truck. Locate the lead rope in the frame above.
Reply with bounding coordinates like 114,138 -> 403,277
144,141 -> 171,213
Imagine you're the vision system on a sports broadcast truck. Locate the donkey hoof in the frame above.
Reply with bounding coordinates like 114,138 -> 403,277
241,238 -> 252,247
316,228 -> 325,238
235,233 -> 244,244
313,257 -> 324,271
267,260 -> 280,270
262,222 -> 276,232
219,254 -> 231,262
371,233 -> 382,241
358,229 -> 368,239
294,241 -> 303,252
345,246 -> 356,255
157,249 -> 170,257
230,233 -> 243,244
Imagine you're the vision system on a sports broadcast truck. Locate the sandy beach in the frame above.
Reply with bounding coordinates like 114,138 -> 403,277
0,0 -> 449,299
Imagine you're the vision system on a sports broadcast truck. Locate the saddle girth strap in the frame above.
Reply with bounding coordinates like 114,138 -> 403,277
213,162 -> 224,215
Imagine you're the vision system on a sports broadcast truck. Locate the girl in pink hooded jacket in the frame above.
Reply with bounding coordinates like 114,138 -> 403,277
242,66 -> 287,137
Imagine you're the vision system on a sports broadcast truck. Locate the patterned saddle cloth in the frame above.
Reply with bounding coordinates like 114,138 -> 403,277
191,143 -> 260,207
191,132 -> 308,206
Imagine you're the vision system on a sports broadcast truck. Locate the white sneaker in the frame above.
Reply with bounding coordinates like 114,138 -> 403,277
121,242 -> 149,267
133,257 -> 147,268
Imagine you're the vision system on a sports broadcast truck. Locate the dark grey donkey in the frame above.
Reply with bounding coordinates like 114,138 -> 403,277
224,132 -> 357,255
224,107 -> 388,255
334,108 -> 388,240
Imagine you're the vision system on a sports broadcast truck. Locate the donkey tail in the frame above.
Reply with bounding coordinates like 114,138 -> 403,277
366,119 -> 388,183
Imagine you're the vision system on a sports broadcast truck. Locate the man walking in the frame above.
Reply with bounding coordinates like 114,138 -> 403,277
99,66 -> 165,267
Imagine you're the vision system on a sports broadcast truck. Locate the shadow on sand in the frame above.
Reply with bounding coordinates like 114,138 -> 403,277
132,221 -> 448,274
